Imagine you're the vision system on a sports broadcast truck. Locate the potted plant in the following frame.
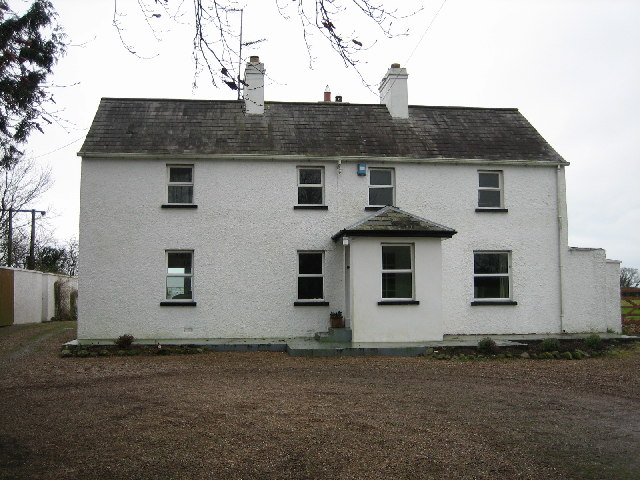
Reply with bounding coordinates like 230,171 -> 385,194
330,311 -> 344,329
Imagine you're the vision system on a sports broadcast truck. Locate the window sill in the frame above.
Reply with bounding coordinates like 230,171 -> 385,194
162,204 -> 198,209
294,301 -> 329,306
160,301 -> 197,306
475,208 -> 508,213
471,300 -> 517,306
365,206 -> 384,211
378,300 -> 420,305
294,205 -> 328,210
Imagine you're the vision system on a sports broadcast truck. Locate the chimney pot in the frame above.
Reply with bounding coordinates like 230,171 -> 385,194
391,63 -> 401,68
250,55 -> 260,63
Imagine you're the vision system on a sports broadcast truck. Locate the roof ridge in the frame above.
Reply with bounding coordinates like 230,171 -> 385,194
98,97 -> 519,111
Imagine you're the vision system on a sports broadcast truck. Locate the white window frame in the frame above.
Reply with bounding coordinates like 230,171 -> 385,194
297,251 -> 325,301
473,251 -> 512,300
167,164 -> 194,204
165,250 -> 194,301
296,166 -> 324,206
477,170 -> 503,209
368,167 -> 395,207
381,243 -> 414,301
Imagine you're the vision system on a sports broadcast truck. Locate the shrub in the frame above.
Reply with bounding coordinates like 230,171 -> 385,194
70,290 -> 78,321
539,338 -> 560,352
53,279 -> 72,321
478,337 -> 499,355
60,349 -> 73,358
114,334 -> 135,349
584,334 -> 603,351
560,351 -> 573,360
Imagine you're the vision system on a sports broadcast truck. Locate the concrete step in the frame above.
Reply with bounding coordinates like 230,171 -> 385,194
314,327 -> 352,343
287,343 -> 426,357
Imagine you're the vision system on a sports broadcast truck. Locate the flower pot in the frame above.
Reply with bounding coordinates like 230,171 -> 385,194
330,316 -> 344,329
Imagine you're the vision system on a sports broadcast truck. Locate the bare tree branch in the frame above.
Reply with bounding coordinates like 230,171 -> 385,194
113,0 -> 417,90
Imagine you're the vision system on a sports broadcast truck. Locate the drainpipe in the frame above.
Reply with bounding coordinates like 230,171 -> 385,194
556,165 -> 567,332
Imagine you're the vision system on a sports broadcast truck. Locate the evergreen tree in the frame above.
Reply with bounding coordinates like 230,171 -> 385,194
0,1 -> 65,168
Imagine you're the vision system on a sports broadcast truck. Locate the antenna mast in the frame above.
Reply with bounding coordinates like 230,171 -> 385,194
237,8 -> 243,101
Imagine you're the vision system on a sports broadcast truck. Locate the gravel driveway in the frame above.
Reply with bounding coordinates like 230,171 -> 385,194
0,322 -> 639,480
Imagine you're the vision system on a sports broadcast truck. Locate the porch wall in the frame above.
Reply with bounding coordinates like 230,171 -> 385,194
349,237 -> 444,342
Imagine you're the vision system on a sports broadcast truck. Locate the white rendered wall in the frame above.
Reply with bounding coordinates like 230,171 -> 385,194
605,260 -> 622,333
13,269 -> 42,324
349,237 -> 443,342
79,157 -> 611,340
563,249 -> 622,333
9,269 -> 77,324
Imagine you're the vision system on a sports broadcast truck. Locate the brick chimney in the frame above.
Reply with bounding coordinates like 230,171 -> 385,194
243,56 -> 265,115
379,63 -> 408,119
324,85 -> 331,102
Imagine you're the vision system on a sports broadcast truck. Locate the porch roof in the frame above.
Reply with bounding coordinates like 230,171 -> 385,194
331,206 -> 457,241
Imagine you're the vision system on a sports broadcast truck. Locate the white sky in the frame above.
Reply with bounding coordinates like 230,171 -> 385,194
21,0 -> 640,267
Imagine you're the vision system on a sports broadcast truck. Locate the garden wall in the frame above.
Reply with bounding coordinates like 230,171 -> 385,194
563,248 -> 621,333
0,267 -> 78,325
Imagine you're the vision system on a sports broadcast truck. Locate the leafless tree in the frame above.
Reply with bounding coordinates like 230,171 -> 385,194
0,156 -> 52,266
620,267 -> 640,289
112,0 -> 416,89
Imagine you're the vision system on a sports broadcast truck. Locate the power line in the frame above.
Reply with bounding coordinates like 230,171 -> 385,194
30,135 -> 86,160
404,0 -> 448,67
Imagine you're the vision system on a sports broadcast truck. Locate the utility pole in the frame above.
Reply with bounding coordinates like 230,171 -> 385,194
237,8 -> 243,101
2,208 -> 46,268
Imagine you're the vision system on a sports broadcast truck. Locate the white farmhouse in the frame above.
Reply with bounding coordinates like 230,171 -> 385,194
77,58 -> 620,344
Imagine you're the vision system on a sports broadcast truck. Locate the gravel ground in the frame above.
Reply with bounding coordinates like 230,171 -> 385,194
0,322 -> 639,480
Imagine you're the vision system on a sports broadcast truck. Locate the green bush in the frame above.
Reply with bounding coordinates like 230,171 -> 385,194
478,337 -> 499,355
560,351 -> 573,360
584,334 -> 603,351
60,349 -> 73,358
70,290 -> 78,321
574,349 -> 588,359
114,334 -> 135,349
539,338 -> 560,352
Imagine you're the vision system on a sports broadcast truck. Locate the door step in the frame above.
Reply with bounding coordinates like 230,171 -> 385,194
314,327 -> 352,343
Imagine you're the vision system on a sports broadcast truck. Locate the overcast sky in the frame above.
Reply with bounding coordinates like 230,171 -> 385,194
21,0 -> 640,267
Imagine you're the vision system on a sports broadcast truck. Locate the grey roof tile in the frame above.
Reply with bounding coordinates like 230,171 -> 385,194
332,206 -> 457,240
79,99 -> 565,163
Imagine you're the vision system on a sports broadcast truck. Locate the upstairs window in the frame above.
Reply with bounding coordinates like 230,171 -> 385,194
166,251 -> 193,301
167,165 -> 194,204
369,168 -> 394,207
473,251 -> 511,300
297,251 -> 324,300
297,167 -> 324,205
381,244 -> 413,300
478,171 -> 503,208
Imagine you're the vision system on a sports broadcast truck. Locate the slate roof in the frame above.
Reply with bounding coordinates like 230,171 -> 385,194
332,206 -> 457,240
79,98 -> 565,163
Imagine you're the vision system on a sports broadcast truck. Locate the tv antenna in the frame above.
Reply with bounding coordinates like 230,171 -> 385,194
225,9 -> 265,100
